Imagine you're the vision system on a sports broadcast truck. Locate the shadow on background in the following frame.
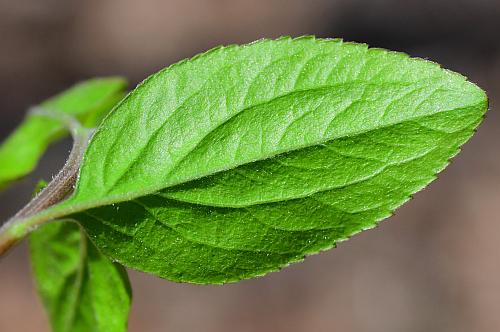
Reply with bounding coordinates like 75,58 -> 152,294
1,1 -> 499,331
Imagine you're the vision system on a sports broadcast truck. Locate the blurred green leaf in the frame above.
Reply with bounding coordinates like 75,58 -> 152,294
0,78 -> 127,190
29,221 -> 131,332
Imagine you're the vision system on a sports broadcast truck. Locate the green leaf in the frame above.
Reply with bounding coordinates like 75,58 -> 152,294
0,78 -> 127,190
46,37 -> 487,283
29,221 -> 131,332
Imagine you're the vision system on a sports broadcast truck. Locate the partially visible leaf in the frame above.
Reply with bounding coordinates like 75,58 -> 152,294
40,37 -> 487,284
29,221 -> 131,332
0,78 -> 127,190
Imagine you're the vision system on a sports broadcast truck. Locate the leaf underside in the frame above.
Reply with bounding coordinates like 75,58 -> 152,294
52,37 -> 486,284
0,78 -> 126,190
29,222 -> 131,332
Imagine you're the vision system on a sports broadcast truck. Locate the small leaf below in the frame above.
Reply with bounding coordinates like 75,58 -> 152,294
30,222 -> 131,332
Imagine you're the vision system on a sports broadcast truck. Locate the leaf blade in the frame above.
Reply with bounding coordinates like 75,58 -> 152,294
50,37 -> 487,283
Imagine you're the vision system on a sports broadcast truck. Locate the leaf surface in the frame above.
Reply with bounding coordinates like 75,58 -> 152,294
49,37 -> 486,283
0,78 -> 127,190
29,221 -> 131,332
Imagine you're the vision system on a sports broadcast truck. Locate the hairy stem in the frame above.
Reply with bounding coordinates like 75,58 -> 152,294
0,127 -> 92,256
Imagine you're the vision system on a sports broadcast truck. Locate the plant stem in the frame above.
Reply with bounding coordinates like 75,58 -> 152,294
0,126 -> 92,256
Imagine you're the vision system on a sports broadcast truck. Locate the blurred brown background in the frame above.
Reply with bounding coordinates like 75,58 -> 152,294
1,0 -> 499,331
